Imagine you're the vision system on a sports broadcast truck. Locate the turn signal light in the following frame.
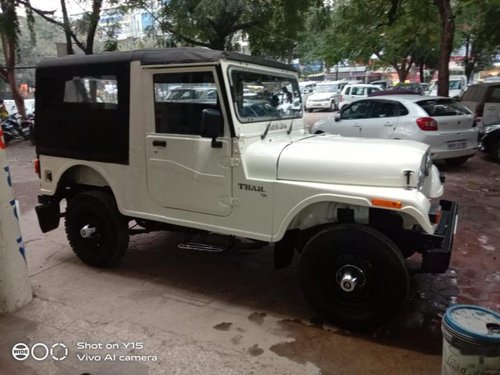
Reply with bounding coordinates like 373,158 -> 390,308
371,198 -> 402,209
416,117 -> 438,131
34,159 -> 40,178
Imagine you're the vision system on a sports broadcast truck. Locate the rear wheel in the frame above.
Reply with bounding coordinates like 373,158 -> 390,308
329,102 -> 335,112
307,108 -> 313,113
298,224 -> 409,329
444,156 -> 470,166
65,190 -> 129,267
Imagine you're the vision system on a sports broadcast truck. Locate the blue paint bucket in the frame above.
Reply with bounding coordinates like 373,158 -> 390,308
441,305 -> 500,374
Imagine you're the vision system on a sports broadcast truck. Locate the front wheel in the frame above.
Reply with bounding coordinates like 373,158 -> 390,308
298,224 -> 409,329
65,190 -> 129,267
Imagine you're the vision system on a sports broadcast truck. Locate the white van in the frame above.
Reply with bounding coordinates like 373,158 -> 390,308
430,75 -> 467,99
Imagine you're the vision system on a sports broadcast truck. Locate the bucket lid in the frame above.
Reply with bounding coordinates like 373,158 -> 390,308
443,305 -> 500,344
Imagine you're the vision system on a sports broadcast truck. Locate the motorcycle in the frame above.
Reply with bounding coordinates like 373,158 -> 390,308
0,113 -> 35,145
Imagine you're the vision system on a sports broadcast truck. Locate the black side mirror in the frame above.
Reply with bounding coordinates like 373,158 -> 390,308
334,113 -> 341,122
201,108 -> 223,148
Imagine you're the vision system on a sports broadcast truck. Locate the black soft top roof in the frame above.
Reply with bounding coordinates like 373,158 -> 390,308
36,47 -> 297,72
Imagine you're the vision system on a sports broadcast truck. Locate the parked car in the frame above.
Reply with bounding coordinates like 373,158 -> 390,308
311,95 -> 479,165
369,80 -> 392,90
305,81 -> 349,112
430,75 -> 467,99
479,122 -> 500,162
460,82 -> 500,129
338,84 -> 382,109
392,82 -> 425,95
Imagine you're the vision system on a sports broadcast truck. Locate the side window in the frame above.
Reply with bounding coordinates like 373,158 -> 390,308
153,71 -> 219,135
63,75 -> 118,107
345,87 -> 351,95
341,101 -> 373,119
372,101 -> 398,118
487,87 -> 500,103
398,103 -> 409,116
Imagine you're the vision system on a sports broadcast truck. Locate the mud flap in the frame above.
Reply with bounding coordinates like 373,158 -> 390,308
35,200 -> 60,233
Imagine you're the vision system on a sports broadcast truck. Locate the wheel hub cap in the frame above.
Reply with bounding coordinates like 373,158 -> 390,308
336,265 -> 366,292
80,224 -> 97,238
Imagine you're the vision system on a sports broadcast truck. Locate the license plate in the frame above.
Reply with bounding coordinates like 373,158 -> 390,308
448,141 -> 466,149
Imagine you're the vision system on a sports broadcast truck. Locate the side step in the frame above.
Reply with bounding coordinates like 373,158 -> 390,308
177,242 -> 226,253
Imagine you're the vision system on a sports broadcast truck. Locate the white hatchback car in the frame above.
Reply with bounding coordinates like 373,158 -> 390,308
312,95 -> 479,165
339,84 -> 382,109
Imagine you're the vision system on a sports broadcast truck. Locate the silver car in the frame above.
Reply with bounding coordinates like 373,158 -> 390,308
311,95 -> 479,165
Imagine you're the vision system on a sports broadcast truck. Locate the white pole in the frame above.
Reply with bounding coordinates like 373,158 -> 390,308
0,129 -> 32,313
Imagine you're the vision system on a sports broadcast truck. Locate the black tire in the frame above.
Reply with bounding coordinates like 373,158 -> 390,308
489,139 -> 500,163
307,108 -> 313,113
298,224 -> 409,330
444,156 -> 470,166
65,190 -> 129,267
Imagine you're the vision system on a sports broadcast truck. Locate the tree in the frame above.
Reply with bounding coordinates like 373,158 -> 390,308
246,0 -> 314,63
0,0 -> 35,117
20,0 -> 114,55
433,0 -> 455,96
127,0 -> 269,51
456,0 -> 500,82
309,0 -> 440,82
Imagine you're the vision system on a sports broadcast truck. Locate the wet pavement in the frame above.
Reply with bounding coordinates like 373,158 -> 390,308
0,120 -> 498,374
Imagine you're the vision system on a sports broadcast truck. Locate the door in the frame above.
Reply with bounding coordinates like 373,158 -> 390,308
483,86 -> 500,125
360,100 -> 398,139
335,100 -> 374,137
145,68 -> 233,216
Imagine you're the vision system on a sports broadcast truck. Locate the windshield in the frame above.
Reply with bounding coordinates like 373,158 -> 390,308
231,69 -> 302,122
316,84 -> 338,93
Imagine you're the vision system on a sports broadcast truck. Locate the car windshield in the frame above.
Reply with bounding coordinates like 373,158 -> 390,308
316,84 -> 338,93
417,98 -> 471,116
230,69 -> 302,122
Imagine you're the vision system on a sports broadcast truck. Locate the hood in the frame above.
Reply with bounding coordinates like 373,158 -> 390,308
277,134 -> 429,188
308,92 -> 335,100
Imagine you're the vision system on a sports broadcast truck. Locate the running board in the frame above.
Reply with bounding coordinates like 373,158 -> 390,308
177,242 -> 226,253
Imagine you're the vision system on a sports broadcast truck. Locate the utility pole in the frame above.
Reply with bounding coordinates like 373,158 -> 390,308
0,130 -> 32,313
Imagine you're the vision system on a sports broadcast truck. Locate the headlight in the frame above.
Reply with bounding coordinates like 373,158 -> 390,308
418,151 -> 432,190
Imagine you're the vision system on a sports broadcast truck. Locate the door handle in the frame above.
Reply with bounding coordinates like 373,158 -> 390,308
384,123 -> 393,127
152,140 -> 166,147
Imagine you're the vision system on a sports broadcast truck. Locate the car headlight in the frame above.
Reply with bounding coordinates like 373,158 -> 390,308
418,151 -> 432,190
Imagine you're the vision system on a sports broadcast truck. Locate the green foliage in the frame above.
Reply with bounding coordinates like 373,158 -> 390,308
306,0 -> 441,80
246,0 -> 313,61
456,0 -> 500,80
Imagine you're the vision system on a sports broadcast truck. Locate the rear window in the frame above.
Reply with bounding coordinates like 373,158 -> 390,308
417,99 -> 471,116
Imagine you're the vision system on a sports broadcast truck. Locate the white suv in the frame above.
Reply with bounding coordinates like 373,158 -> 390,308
305,81 -> 348,112
339,84 -> 382,109
312,95 -> 479,165
33,48 -> 458,329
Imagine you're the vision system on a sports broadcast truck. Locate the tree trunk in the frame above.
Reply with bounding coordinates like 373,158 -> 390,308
60,0 -> 74,55
433,0 -> 455,97
85,0 -> 103,54
1,35 -> 26,118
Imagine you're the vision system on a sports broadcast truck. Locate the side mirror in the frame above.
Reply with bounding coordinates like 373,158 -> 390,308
201,108 -> 223,148
334,113 -> 341,122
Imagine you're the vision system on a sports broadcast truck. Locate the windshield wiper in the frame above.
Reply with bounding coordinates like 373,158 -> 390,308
287,119 -> 294,135
261,120 -> 272,140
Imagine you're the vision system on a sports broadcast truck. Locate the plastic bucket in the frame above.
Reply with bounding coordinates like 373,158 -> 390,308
441,305 -> 500,375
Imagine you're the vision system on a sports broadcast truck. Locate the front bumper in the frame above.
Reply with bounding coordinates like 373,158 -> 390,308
419,200 -> 458,273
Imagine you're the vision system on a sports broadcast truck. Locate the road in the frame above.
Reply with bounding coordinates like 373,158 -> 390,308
0,118 -> 498,374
